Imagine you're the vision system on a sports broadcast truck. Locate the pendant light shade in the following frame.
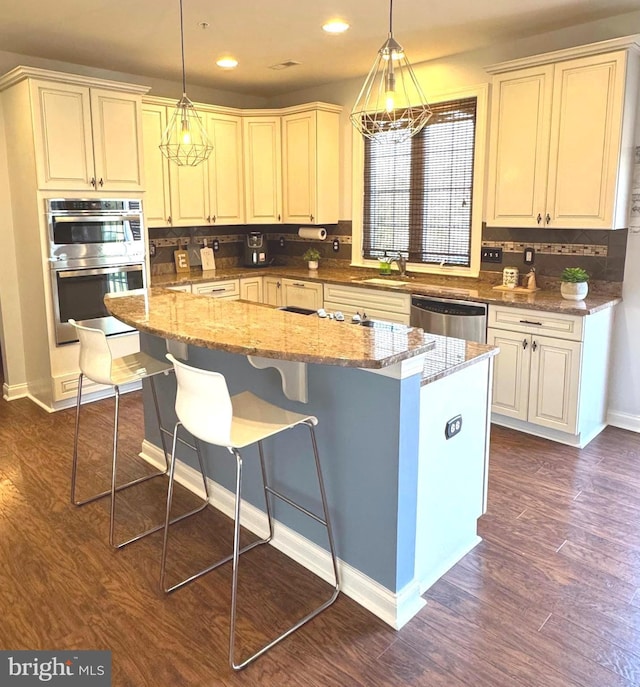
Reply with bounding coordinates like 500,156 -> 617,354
350,0 -> 432,142
159,0 -> 213,166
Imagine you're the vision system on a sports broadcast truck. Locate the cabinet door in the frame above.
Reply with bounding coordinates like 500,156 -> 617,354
240,277 -> 263,302
206,113 -> 245,225
528,335 -> 581,433
263,277 -> 283,306
31,81 -> 95,190
487,328 -> 530,421
243,117 -> 282,223
169,163 -> 209,227
282,111 -> 316,224
546,52 -> 626,229
90,88 -> 144,191
485,66 -> 553,227
142,104 -> 171,227
282,279 -> 322,310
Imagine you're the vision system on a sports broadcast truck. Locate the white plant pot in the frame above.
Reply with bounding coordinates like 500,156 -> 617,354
308,261 -> 318,270
560,281 -> 588,301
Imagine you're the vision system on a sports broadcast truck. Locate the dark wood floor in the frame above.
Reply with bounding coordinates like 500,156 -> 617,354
1,382 -> 640,686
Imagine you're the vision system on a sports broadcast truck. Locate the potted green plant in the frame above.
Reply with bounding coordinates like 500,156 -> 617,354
302,247 -> 321,270
560,267 -> 589,301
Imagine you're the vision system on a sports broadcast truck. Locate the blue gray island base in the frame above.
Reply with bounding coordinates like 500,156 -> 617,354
139,333 -> 492,629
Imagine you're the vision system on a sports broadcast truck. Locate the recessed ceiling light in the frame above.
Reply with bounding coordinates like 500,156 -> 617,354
216,57 -> 238,70
322,19 -> 350,34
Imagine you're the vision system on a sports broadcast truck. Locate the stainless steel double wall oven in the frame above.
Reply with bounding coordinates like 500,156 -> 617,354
47,199 -> 146,345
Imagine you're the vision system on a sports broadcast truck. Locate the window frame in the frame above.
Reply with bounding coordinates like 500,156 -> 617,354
351,84 -> 488,277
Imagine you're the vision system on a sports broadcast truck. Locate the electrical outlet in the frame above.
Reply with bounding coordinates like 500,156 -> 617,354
481,247 -> 503,263
279,236 -> 285,248
212,239 -> 220,252
524,247 -> 535,265
445,415 -> 463,440
332,238 -> 340,252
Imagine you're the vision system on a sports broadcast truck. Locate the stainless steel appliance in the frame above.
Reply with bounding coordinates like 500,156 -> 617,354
243,232 -> 268,267
410,295 -> 487,343
46,199 -> 147,345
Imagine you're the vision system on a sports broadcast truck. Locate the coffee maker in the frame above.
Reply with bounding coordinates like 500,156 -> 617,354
243,232 -> 269,267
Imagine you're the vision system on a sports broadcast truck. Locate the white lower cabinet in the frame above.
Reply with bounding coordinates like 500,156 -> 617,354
263,277 -> 283,306
488,304 -> 614,447
240,276 -> 263,302
282,278 -> 323,310
191,280 -> 240,299
323,283 -> 411,324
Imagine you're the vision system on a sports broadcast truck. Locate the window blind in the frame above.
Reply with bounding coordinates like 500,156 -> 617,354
362,97 -> 477,267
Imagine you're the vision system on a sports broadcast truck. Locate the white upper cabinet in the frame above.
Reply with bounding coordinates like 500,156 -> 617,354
486,40 -> 640,229
142,99 -> 244,228
243,116 -> 283,224
282,106 -> 340,225
206,112 -> 245,225
31,80 -> 144,192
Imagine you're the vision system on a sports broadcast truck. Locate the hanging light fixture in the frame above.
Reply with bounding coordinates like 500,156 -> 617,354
159,0 -> 213,166
350,0 -> 432,142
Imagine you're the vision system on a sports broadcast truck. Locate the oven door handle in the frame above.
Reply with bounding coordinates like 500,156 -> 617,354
57,265 -> 143,279
52,215 -> 140,224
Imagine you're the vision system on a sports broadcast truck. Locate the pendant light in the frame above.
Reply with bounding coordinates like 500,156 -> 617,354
159,0 -> 213,166
350,0 -> 432,142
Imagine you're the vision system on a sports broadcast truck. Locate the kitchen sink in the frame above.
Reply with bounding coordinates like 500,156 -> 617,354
357,278 -> 410,286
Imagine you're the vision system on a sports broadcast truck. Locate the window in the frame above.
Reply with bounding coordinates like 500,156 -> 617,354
361,96 -> 478,268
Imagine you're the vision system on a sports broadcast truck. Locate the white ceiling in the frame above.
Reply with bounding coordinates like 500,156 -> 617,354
0,0 -> 638,97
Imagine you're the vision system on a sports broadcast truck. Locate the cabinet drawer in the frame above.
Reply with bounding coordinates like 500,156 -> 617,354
191,279 -> 240,298
488,305 -> 583,341
165,284 -> 190,292
323,283 -> 411,315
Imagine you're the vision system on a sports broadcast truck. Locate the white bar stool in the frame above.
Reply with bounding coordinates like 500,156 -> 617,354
69,320 -> 210,549
161,354 -> 340,671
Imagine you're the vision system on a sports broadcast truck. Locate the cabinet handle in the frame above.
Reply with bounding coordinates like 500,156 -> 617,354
277,281 -> 281,288
99,178 -> 104,187
90,177 -> 96,187
522,339 -> 528,350
278,214 -> 281,222
310,214 -> 314,222
536,213 -> 542,224
532,340 -> 538,352
212,215 -> 216,223
519,319 -> 542,326
167,216 -> 173,225
207,287 -> 227,293
292,282 -> 306,287
207,216 -> 211,223
545,213 -> 551,225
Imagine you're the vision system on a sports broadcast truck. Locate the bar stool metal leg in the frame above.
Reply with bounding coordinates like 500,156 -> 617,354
160,425 -> 271,594
228,425 -> 340,671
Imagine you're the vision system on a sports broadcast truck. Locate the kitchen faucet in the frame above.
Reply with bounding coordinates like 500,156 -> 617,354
391,253 -> 407,277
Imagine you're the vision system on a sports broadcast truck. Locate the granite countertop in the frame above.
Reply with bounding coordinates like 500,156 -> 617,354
105,288 -> 438,369
152,266 -> 620,316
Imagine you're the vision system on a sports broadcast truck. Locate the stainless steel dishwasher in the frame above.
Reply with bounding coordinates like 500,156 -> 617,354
410,295 -> 488,343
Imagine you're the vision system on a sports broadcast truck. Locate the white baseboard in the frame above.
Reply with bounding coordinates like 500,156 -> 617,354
3,381 -> 28,401
418,535 -> 481,595
607,409 -> 640,433
491,414 -> 606,448
141,440 -> 425,630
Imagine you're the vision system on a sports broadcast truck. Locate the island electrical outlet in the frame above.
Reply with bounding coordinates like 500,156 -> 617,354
481,247 -> 502,263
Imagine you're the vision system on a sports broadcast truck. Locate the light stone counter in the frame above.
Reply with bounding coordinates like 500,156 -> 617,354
105,287 -> 435,369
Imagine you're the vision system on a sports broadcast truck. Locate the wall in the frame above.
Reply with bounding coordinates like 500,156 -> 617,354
0,100 -> 26,393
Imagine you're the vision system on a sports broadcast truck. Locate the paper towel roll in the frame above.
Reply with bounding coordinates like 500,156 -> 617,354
298,227 -> 327,240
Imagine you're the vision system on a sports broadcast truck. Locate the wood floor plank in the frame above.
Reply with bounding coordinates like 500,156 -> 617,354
2,383 -> 640,684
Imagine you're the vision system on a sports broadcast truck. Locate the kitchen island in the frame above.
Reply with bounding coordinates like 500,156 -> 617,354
106,288 -> 498,628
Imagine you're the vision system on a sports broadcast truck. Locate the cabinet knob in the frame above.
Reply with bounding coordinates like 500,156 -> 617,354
545,213 -> 551,225
277,214 -> 281,222
167,216 -> 172,225
310,214 -> 314,222
90,177 -> 96,187
532,340 -> 538,352
98,178 -> 104,187
212,215 -> 216,223
277,281 -> 281,288
522,339 -> 528,350
207,216 -> 211,223
536,213 -> 542,225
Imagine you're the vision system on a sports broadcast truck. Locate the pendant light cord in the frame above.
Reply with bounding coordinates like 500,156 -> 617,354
179,0 -> 187,95
388,0 -> 393,37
